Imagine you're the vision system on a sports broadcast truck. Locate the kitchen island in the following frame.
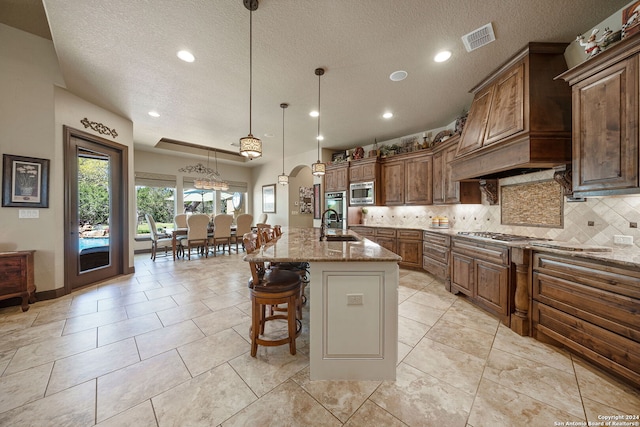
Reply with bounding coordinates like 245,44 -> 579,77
243,227 -> 401,380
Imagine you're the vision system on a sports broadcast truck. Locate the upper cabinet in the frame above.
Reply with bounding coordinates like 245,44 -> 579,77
433,136 -> 481,204
381,151 -> 432,206
349,157 -> 379,183
557,34 -> 640,197
452,43 -> 572,181
324,163 -> 348,192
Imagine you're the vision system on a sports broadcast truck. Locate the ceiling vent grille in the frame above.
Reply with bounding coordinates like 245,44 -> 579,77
461,23 -> 496,52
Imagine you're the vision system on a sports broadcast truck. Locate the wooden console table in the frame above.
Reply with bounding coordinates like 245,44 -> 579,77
0,251 -> 36,311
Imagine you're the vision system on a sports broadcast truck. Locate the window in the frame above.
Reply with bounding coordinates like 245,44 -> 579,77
135,173 -> 176,235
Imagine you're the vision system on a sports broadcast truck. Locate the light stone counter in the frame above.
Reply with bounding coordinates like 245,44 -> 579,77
244,227 -> 400,381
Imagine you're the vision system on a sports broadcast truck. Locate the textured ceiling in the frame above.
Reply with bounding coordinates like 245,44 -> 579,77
4,1 -> 631,165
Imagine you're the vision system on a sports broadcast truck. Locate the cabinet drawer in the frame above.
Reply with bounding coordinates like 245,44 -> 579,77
397,229 -> 421,240
451,238 -> 509,265
423,242 -> 449,263
533,301 -> 640,387
350,226 -> 374,237
375,228 -> 397,238
423,232 -> 450,246
0,258 -> 26,294
423,256 -> 448,281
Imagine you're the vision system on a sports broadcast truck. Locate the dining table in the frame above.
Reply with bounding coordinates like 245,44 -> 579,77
171,224 -> 237,260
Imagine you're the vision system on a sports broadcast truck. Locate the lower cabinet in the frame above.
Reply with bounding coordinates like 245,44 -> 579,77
350,226 -> 422,269
0,250 -> 36,312
423,231 -> 451,288
450,237 -> 512,325
532,252 -> 640,388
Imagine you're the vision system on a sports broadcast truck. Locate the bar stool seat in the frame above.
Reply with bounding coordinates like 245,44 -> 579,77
244,232 -> 302,357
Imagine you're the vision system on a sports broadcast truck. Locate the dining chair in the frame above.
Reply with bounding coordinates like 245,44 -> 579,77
180,214 -> 210,260
173,213 -> 188,257
256,213 -> 268,225
232,213 -> 253,252
145,213 -> 172,261
244,232 -> 302,357
210,214 -> 234,256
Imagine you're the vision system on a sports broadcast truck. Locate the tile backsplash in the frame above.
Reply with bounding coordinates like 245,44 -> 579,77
358,170 -> 640,249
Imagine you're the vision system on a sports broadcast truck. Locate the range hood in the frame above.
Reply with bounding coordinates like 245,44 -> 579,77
450,42 -> 572,182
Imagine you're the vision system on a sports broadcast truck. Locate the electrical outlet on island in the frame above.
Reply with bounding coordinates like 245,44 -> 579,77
613,235 -> 634,245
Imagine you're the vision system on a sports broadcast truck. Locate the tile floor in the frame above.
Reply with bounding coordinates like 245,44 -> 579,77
0,251 -> 638,426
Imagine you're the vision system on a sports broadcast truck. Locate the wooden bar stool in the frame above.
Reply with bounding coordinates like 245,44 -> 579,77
244,233 -> 302,357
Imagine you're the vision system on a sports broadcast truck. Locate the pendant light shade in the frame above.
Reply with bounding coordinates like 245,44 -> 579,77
239,0 -> 262,159
278,103 -> 289,185
311,67 -> 326,176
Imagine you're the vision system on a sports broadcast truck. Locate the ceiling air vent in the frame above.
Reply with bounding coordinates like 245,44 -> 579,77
462,23 -> 496,52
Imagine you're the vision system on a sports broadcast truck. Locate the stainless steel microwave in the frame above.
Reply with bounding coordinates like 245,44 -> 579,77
349,181 -> 375,205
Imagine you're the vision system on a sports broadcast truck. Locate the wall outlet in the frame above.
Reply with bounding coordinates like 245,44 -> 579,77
347,294 -> 363,305
613,235 -> 634,245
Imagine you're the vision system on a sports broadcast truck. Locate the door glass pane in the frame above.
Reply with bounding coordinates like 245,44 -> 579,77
78,148 -> 111,272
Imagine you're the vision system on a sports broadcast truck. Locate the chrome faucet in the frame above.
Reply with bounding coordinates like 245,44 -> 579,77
320,208 -> 338,241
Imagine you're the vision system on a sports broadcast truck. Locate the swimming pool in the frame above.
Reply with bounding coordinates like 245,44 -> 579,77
79,237 -> 110,251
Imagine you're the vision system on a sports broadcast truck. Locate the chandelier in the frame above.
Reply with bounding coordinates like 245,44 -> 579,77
179,149 -> 229,191
278,102 -> 289,185
311,67 -> 326,176
238,0 -> 262,159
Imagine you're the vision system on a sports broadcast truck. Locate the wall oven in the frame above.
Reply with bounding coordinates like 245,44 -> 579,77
349,181 -> 375,205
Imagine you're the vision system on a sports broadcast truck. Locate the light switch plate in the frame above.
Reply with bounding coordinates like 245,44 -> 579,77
613,235 -> 633,245
18,209 -> 39,219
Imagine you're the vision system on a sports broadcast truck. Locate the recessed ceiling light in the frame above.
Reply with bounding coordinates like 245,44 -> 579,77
309,111 -> 319,117
177,50 -> 195,62
383,112 -> 393,119
389,70 -> 407,82
317,135 -> 324,141
434,50 -> 452,62
148,111 -> 160,118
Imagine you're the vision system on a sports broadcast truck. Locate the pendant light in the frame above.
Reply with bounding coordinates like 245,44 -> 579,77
278,103 -> 289,185
239,0 -> 262,159
311,67 -> 326,176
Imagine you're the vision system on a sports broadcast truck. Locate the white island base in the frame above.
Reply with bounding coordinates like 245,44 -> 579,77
309,261 -> 398,381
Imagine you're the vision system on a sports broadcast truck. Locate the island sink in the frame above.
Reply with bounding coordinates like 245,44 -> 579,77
323,235 -> 360,242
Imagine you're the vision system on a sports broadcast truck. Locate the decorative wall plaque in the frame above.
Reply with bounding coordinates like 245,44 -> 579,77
80,118 -> 118,139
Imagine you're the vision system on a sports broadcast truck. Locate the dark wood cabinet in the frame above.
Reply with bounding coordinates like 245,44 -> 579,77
422,231 -> 451,288
324,163 -> 348,192
450,237 -> 512,326
433,137 -> 481,204
531,251 -> 640,388
349,158 -> 379,183
0,251 -> 36,311
396,229 -> 423,269
452,43 -> 572,181
381,151 -> 432,206
558,34 -> 640,197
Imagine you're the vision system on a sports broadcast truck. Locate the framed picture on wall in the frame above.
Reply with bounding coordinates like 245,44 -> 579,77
2,154 -> 50,208
262,184 -> 275,213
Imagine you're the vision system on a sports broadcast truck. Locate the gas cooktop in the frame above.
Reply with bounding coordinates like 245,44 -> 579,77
457,231 -> 546,242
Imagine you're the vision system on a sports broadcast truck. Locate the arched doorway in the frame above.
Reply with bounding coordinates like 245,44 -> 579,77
287,165 -> 314,228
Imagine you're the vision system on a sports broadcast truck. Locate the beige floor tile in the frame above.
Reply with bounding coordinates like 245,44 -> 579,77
343,400 -> 407,426
405,286 -> 457,311
144,284 -> 189,300
439,299 -> 500,335
170,288 -> 219,306
201,291 -> 248,312
0,349 -> 14,375
397,315 -> 431,347
135,319 -> 204,360
370,363 -> 473,427
119,280 -> 163,296
97,291 -> 148,311
179,328 -> 249,376
155,301 -> 212,326
222,380 -> 341,426
397,285 -> 419,303
124,296 -> 178,318
573,356 -> 640,415
0,311 -> 38,334
96,350 -> 191,422
0,319 -> 65,353
398,300 -> 445,327
193,306 -> 251,336
98,312 -> 162,346
292,367 -> 381,422
62,307 -> 128,335
153,363 -> 257,426
468,378 -> 586,427
426,319 -> 495,359
230,346 -> 309,397
404,337 -> 485,395
5,329 -> 96,375
492,324 -> 574,373
96,400 -> 158,427
483,347 -> 584,418
47,337 -> 140,395
397,341 -> 412,364
0,380 -> 95,427
0,362 -> 52,413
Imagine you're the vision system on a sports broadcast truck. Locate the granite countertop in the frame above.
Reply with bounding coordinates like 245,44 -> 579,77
243,227 -> 402,263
